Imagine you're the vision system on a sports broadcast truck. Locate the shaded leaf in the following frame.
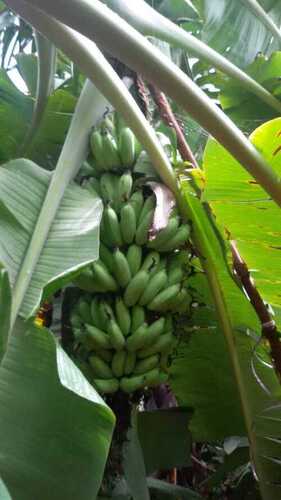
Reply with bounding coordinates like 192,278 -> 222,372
138,408 -> 192,473
0,320 -> 115,500
147,477 -> 202,499
0,159 -> 102,318
0,269 -> 11,360
16,53 -> 38,96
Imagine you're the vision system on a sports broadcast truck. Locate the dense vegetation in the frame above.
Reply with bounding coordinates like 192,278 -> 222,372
0,1 -> 281,499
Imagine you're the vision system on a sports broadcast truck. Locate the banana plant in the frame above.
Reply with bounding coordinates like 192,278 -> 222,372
0,1 -> 281,499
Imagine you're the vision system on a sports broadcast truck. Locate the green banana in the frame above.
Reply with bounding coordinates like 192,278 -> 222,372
86,177 -> 102,197
103,205 -> 123,247
96,349 -> 113,364
113,248 -> 132,288
120,203 -> 137,244
164,314 -> 173,333
115,297 -> 131,336
126,244 -> 142,276
89,354 -> 113,378
138,332 -> 174,359
135,208 -> 154,245
99,242 -> 115,273
168,265 -> 184,285
169,288 -> 192,312
139,270 -> 168,306
119,127 -> 136,167
145,317 -> 166,345
93,378 -> 119,394
100,217 -> 114,248
138,195 -> 155,224
131,306 -> 145,333
102,132 -> 121,170
160,353 -> 169,372
90,130 -> 107,171
126,323 -> 148,352
118,171 -> 133,203
144,368 -> 168,386
100,173 -> 116,204
85,324 -> 111,349
159,224 -> 191,252
134,354 -> 159,375
124,351 -> 136,375
147,283 -> 181,311
107,318 -> 125,351
140,251 -> 160,273
77,298 -> 92,324
70,313 -> 82,329
111,350 -> 126,377
147,216 -> 179,249
91,261 -> 118,292
90,298 -> 105,330
120,375 -> 145,393
124,270 -> 149,307
73,267 -> 100,293
130,190 -> 144,223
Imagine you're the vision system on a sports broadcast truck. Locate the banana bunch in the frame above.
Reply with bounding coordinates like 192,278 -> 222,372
70,117 -> 193,395
90,114 -> 138,173
70,296 -> 174,394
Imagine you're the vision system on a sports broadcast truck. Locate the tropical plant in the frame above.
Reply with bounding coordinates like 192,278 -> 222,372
0,0 -> 281,499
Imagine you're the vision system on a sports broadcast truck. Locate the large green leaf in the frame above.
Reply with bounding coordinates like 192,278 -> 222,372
198,0 -> 281,67
0,159 -> 102,318
203,116 -> 281,317
0,320 -> 115,500
0,477 -> 12,500
172,173 -> 281,498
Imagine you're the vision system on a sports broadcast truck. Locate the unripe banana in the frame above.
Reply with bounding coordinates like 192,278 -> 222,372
99,242 -> 115,274
70,313 -> 82,329
126,323 -> 148,352
130,190 -> 144,223
90,298 -> 105,330
124,270 -> 149,307
77,299 -> 92,324
141,251 -> 160,273
93,378 -> 119,394
148,217 -> 179,249
131,305 -> 146,333
102,132 -> 121,170
147,283 -> 181,311
111,350 -> 126,377
89,354 -> 113,379
169,288 -> 192,313
145,317 -> 166,345
160,353 -> 169,372
96,349 -> 113,364
124,351 -> 136,375
119,127 -> 136,167
144,368 -> 169,386
120,203 -> 136,244
86,177 -> 102,197
85,324 -> 111,350
138,332 -> 174,359
100,217 -> 113,248
164,314 -> 173,333
103,205 -> 123,247
120,375 -> 145,393
139,270 -> 168,306
118,171 -> 133,203
100,173 -> 116,204
107,318 -> 125,351
138,195 -> 155,224
168,266 -> 184,285
134,354 -> 159,375
135,208 -> 154,245
74,267 -> 102,293
126,244 -> 142,276
72,328 -> 84,340
113,248 -> 132,288
115,297 -> 131,336
159,224 -> 191,252
92,261 -> 118,292
90,130 -> 107,171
